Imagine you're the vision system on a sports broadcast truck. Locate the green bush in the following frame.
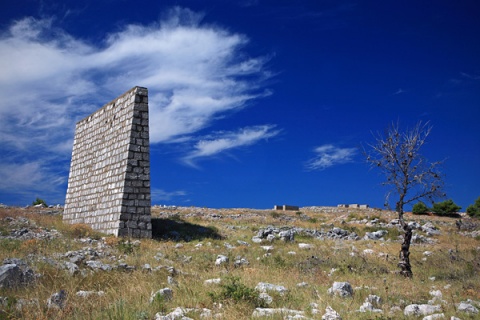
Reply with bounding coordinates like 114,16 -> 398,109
208,276 -> 263,307
466,196 -> 480,218
412,201 -> 429,215
431,199 -> 461,217
270,211 -> 280,219
32,197 -> 47,207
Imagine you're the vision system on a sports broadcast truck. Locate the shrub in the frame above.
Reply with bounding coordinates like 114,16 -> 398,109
466,196 -> 480,218
431,199 -> 461,217
32,197 -> 47,207
270,211 -> 280,219
412,201 -> 429,215
208,276 -> 262,306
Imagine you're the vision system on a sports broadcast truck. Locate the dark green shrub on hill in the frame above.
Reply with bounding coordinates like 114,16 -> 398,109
32,197 -> 47,207
412,201 -> 429,215
431,199 -> 461,217
466,196 -> 480,218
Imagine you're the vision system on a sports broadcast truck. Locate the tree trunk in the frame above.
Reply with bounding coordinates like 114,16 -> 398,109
398,223 -> 413,277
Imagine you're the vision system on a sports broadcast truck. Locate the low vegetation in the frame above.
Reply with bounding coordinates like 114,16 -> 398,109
0,205 -> 479,319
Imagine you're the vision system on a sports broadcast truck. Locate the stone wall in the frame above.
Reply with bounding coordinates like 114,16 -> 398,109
64,86 -> 152,238
274,205 -> 300,211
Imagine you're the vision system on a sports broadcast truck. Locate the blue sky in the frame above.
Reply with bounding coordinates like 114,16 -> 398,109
0,1 -> 479,210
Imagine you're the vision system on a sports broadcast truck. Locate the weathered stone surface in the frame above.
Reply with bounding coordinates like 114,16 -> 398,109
47,290 -> 67,309
258,292 -> 273,305
234,256 -> 249,267
64,86 -> 151,238
327,282 -> 353,297
422,314 -> 445,320
150,288 -> 173,303
404,304 -> 441,317
155,307 -> 212,320
322,306 -> 342,320
76,290 -> 105,298
0,260 -> 35,288
255,282 -> 287,295
204,278 -> 221,285
363,230 -> 388,240
215,255 -> 229,266
457,302 -> 479,314
252,308 -> 304,318
279,229 -> 295,242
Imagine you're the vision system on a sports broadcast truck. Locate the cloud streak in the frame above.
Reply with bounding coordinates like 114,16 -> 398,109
151,188 -> 187,202
305,144 -> 357,171
0,7 -> 274,202
183,125 -> 280,167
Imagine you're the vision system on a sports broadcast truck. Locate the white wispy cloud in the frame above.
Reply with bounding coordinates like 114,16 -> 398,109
0,7 -> 273,201
183,125 -> 280,167
151,188 -> 187,202
460,72 -> 480,80
305,144 -> 357,171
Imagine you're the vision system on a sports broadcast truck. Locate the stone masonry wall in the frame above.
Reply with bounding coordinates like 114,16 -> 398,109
64,86 -> 152,238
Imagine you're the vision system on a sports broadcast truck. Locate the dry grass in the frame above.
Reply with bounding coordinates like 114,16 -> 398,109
0,206 -> 479,319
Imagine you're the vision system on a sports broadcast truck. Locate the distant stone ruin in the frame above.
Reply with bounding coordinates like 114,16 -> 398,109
64,87 -> 152,238
274,205 -> 300,211
337,204 -> 369,209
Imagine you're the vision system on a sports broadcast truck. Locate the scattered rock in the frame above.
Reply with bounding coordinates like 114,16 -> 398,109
457,302 -> 479,314
252,308 -> 304,318
215,255 -> 229,266
252,236 -> 263,243
327,282 -> 353,297
0,260 -> 35,288
86,260 -> 113,271
204,278 -> 221,285
358,301 -> 382,313
363,230 -> 388,240
76,290 -> 105,298
155,307 -> 213,320
362,249 -> 375,255
150,288 -> 173,303
167,276 -> 178,286
234,257 -> 249,268
255,282 -> 288,295
423,314 -> 445,320
298,243 -> 314,249
279,230 -> 295,242
64,261 -> 79,275
322,306 -> 342,320
422,222 -> 441,236
404,304 -> 441,317
258,292 -> 273,305
237,240 -> 250,246
46,290 -> 67,309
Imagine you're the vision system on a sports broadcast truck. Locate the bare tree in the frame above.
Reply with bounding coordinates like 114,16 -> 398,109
364,121 -> 444,277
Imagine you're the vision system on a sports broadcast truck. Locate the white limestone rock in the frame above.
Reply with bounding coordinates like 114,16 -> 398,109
404,304 -> 441,317
150,288 -> 173,303
327,282 -> 353,297
322,306 -> 342,320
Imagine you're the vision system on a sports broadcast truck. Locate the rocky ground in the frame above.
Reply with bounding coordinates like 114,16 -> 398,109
0,205 -> 479,319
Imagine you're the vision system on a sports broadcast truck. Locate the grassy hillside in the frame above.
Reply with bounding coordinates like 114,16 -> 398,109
0,206 -> 479,319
